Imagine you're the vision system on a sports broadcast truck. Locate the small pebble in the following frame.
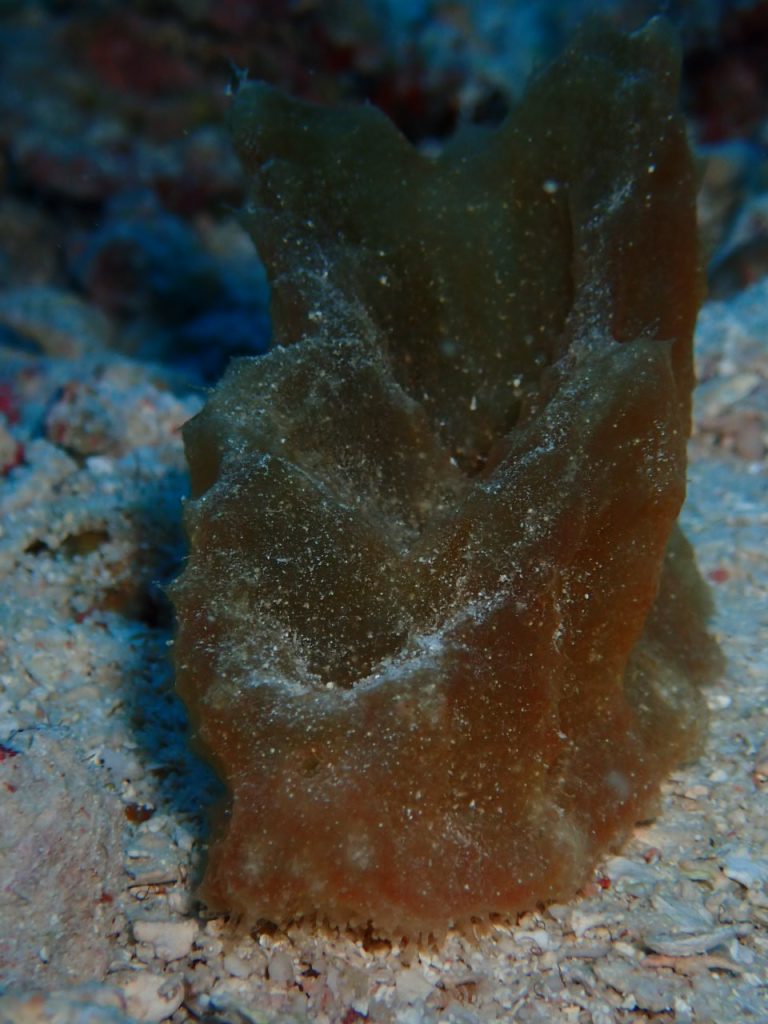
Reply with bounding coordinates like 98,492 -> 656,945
222,952 -> 253,979
267,949 -> 295,986
394,967 -> 434,1002
723,851 -> 768,889
645,926 -> 741,956
118,971 -> 184,1023
133,919 -> 198,962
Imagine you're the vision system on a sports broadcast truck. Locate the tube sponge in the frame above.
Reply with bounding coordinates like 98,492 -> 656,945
171,18 -> 722,936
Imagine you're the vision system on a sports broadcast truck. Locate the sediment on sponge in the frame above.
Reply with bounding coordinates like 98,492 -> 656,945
171,17 -> 723,937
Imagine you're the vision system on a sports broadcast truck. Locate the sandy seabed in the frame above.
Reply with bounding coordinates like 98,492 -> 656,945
0,281 -> 766,1022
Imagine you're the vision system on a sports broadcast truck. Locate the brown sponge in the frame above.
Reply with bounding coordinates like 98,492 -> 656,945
171,18 -> 722,936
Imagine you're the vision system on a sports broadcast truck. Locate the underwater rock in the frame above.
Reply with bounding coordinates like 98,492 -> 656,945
171,18 -> 722,935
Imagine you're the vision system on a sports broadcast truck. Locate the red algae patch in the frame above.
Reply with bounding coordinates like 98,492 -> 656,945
171,19 -> 722,936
